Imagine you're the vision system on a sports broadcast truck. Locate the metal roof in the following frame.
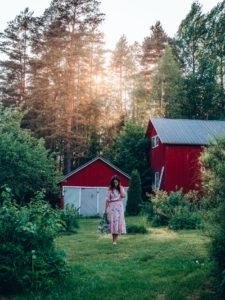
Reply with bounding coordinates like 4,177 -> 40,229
59,156 -> 130,183
150,117 -> 225,145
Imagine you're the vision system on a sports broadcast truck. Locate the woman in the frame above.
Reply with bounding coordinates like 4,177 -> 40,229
105,175 -> 126,245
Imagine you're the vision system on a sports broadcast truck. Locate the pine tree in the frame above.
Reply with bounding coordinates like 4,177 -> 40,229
0,8 -> 33,108
141,21 -> 168,85
23,0 -> 104,173
150,46 -> 186,118
126,169 -> 142,215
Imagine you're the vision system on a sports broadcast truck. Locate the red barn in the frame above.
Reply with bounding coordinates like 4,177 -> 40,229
59,157 -> 130,216
146,118 -> 225,193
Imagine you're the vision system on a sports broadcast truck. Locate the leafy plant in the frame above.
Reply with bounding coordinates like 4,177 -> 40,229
0,190 -> 69,294
126,225 -> 148,234
60,204 -> 79,234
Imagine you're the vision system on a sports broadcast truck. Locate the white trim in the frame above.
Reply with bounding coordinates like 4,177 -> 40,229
158,166 -> 165,190
59,156 -> 130,183
78,188 -> 81,213
96,188 -> 99,214
151,135 -> 159,149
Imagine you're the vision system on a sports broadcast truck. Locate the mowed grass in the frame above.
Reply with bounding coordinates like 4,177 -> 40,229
15,216 -> 219,300
53,216 -> 218,300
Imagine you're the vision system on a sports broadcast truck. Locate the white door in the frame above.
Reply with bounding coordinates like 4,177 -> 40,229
63,187 -> 80,210
98,187 -> 107,216
80,188 -> 98,216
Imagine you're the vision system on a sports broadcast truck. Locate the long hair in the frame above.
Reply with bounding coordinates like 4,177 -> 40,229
109,175 -> 121,192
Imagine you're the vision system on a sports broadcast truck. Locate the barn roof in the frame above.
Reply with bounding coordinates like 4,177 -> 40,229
59,156 -> 130,183
150,117 -> 225,145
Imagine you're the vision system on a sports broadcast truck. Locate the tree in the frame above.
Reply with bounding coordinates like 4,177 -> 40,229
126,169 -> 142,215
176,1 -> 225,120
141,21 -> 168,89
22,0 -> 104,173
110,35 -> 136,113
0,107 -> 59,204
104,122 -> 149,176
201,138 -> 225,295
150,46 -> 186,118
0,8 -> 34,108
176,1 -> 205,75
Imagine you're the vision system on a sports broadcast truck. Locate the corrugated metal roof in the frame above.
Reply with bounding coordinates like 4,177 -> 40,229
150,118 -> 225,145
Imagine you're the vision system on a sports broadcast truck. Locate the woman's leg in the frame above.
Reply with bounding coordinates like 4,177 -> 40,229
112,234 -> 118,244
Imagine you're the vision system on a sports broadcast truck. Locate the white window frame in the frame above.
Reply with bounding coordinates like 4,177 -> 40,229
151,135 -> 159,148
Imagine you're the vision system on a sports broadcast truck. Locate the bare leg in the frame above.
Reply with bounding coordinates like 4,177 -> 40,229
112,234 -> 117,244
115,234 -> 119,242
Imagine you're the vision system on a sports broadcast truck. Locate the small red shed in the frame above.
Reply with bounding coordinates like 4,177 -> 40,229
146,118 -> 225,193
59,157 -> 130,216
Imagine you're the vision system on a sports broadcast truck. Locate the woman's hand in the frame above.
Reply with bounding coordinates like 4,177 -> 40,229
120,186 -> 126,198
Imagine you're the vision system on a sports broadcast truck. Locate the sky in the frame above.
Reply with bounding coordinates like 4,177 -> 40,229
0,0 -> 222,49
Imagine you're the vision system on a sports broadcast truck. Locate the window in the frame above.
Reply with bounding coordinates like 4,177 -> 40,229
151,135 -> 159,148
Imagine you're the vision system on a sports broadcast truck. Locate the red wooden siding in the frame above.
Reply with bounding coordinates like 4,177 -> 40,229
147,121 -> 204,193
61,159 -> 130,187
164,145 -> 203,193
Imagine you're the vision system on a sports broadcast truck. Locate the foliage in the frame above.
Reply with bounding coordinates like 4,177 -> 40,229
0,190 -> 68,294
97,213 -> 109,234
126,224 -> 148,234
201,137 -> 225,296
176,1 -> 225,120
169,208 -> 202,230
0,107 -> 60,204
150,45 -> 186,118
104,121 -> 153,197
150,190 -> 202,229
126,170 -> 143,216
60,204 -> 79,234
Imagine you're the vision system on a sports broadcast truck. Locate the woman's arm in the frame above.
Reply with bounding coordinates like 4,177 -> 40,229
120,186 -> 126,198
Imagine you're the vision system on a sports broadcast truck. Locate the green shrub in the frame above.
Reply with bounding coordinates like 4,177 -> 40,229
150,190 -> 202,229
139,201 -> 153,221
0,107 -> 60,205
126,169 -> 143,215
126,225 -> 148,234
169,209 -> 202,230
201,138 -> 225,296
60,204 -> 79,233
0,190 -> 69,294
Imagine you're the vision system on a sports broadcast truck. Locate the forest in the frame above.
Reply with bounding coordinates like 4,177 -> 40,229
0,0 -> 224,176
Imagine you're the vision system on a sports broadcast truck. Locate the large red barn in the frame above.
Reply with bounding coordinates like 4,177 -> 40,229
146,118 -> 225,193
59,157 -> 130,216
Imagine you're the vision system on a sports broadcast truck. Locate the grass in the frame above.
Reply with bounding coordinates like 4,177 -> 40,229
14,216 -> 220,300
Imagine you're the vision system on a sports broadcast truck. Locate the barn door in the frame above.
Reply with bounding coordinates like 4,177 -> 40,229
98,188 -> 107,216
63,187 -> 80,210
80,188 -> 98,216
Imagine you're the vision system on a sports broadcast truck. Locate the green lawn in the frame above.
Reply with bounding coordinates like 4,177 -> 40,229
16,216 -> 220,300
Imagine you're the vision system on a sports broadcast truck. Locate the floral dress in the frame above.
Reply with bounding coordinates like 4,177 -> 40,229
105,187 -> 126,234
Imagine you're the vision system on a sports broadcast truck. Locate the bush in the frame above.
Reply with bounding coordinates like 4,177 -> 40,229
139,201 -> 153,221
0,107 -> 60,205
126,225 -> 148,234
150,190 -> 202,229
126,169 -> 143,215
0,190 -> 69,294
169,209 -> 202,230
201,138 -> 225,296
60,204 -> 79,233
